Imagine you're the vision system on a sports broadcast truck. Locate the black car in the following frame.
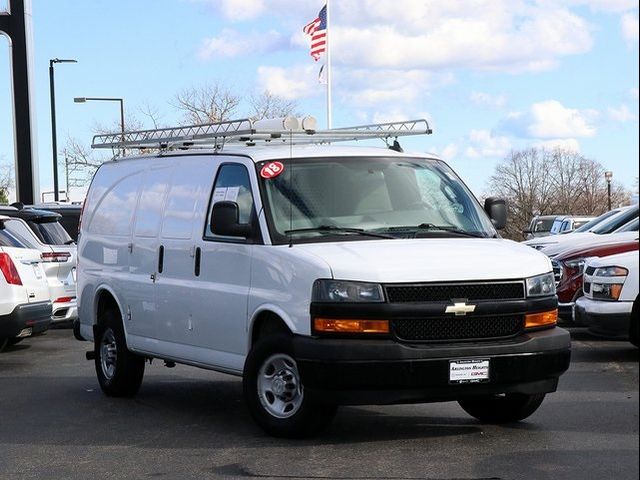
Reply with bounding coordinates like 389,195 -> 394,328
0,204 -> 74,245
25,203 -> 82,242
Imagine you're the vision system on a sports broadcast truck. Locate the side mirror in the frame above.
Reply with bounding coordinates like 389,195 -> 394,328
210,201 -> 253,238
484,197 -> 507,230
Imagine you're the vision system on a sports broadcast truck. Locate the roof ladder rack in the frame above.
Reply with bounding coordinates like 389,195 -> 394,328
90,116 -> 432,151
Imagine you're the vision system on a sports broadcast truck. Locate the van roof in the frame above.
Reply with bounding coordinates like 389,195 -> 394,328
111,144 -> 443,165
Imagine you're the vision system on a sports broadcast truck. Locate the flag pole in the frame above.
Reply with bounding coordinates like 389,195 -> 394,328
325,0 -> 332,129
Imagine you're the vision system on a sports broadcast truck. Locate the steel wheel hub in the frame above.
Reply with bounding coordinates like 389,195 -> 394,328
100,329 -> 117,380
257,353 -> 304,419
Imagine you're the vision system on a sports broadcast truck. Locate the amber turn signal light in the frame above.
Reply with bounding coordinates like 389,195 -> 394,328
313,318 -> 389,334
524,309 -> 558,329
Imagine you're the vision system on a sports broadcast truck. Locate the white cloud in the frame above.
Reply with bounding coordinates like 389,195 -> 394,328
470,91 -> 508,108
441,143 -> 459,159
631,87 -> 640,100
256,64 -> 322,100
608,104 -> 639,122
195,1 -> 594,73
464,129 -> 512,158
542,0 -> 639,13
331,2 -> 593,72
344,69 -> 452,107
198,29 -> 285,59
621,12 -> 639,43
504,100 -> 598,138
535,138 -> 581,152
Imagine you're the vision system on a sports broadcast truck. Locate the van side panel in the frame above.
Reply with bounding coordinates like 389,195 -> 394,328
78,161 -> 144,339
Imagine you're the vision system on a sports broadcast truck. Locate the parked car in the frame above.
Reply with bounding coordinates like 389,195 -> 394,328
522,215 -> 561,240
548,216 -> 569,235
524,205 -> 638,251
26,202 -> 82,242
78,117 -> 570,438
561,208 -> 628,235
550,233 -> 639,323
0,216 -> 52,352
556,216 -> 596,234
541,216 -> 639,258
576,251 -> 639,346
0,210 -> 77,325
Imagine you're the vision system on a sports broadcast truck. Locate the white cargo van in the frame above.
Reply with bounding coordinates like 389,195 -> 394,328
78,118 -> 570,437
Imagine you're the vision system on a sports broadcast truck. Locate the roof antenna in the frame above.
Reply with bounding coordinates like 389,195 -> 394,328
388,138 -> 403,152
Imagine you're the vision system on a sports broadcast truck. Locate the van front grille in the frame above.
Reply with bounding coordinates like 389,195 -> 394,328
391,315 -> 524,342
385,282 -> 524,303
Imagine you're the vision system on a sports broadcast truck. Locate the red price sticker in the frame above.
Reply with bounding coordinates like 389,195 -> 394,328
260,161 -> 285,179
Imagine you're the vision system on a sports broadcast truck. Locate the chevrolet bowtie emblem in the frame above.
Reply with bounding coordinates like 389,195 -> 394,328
445,302 -> 476,316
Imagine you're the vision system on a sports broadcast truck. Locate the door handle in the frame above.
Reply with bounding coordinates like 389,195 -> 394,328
158,245 -> 164,273
150,272 -> 156,283
194,247 -> 201,277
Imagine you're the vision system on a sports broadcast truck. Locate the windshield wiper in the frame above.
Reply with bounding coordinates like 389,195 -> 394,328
382,223 -> 487,238
284,225 -> 395,239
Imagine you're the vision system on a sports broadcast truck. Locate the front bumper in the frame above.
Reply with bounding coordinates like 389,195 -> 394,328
293,327 -> 571,405
575,296 -> 633,339
0,302 -> 52,339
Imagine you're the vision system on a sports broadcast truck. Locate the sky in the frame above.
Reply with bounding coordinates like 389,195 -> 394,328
1,0 -> 639,202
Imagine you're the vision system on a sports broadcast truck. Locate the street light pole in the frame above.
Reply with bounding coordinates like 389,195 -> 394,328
74,97 -> 126,156
49,58 -> 77,202
605,171 -> 613,211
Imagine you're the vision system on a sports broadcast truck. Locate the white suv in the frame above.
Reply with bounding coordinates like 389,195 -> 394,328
78,117 -> 571,437
1,214 -> 77,324
576,250 -> 639,345
0,217 -> 52,351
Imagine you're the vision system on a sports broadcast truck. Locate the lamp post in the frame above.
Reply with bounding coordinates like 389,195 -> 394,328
74,97 -> 125,156
49,58 -> 77,202
605,171 -> 613,211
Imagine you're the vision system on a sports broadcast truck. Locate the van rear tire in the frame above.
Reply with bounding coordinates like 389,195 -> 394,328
458,392 -> 546,423
0,338 -> 8,353
94,309 -> 145,397
243,334 -> 337,438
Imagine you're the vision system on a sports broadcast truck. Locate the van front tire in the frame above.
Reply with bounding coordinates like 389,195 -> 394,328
243,334 -> 337,438
94,309 -> 145,397
458,392 -> 546,423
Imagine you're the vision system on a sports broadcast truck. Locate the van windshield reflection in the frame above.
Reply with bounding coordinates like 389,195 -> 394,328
258,157 -> 496,243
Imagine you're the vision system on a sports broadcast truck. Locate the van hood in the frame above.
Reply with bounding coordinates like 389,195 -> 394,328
294,238 -> 552,283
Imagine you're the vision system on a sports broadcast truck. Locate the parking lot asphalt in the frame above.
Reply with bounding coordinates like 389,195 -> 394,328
0,328 -> 637,480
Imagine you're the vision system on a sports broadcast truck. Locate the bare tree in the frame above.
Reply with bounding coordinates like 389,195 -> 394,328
62,137 -> 106,189
249,91 -> 300,120
0,157 -> 14,204
487,147 -> 630,240
174,83 -> 241,125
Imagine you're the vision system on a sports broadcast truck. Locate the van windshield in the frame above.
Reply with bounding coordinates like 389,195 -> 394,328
258,157 -> 496,244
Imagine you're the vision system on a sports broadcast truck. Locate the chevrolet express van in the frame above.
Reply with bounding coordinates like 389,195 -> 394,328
78,118 -> 571,437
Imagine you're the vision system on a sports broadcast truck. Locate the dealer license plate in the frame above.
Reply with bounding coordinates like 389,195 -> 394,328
449,359 -> 490,384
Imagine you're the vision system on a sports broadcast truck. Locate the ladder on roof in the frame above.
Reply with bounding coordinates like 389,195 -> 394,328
90,116 -> 432,151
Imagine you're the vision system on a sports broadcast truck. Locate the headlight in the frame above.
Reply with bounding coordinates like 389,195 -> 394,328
593,266 -> 628,277
563,258 -> 585,275
591,283 -> 625,300
590,265 -> 628,300
312,279 -> 385,303
526,272 -> 556,297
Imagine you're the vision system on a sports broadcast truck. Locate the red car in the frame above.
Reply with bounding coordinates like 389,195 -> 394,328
552,236 -> 639,323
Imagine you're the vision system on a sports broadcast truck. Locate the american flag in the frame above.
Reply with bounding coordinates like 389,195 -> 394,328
303,5 -> 327,61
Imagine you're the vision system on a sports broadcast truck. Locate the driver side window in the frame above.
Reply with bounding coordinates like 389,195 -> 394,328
206,163 -> 255,239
